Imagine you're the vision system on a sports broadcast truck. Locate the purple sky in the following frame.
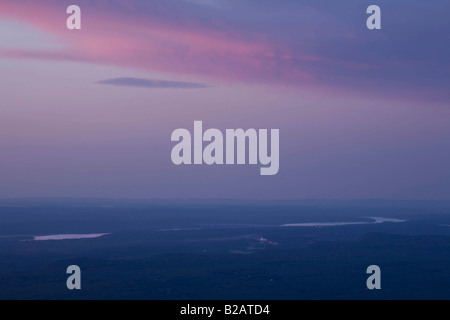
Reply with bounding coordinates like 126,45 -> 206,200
0,0 -> 449,200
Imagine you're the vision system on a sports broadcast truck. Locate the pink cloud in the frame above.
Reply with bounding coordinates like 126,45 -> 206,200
1,0 -> 447,104
0,0 -> 314,85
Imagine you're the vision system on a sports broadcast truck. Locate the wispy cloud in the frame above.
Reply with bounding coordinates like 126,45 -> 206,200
1,0 -> 449,102
97,77 -> 209,89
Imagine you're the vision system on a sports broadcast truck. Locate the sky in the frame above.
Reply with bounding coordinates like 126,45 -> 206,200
0,0 -> 449,200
